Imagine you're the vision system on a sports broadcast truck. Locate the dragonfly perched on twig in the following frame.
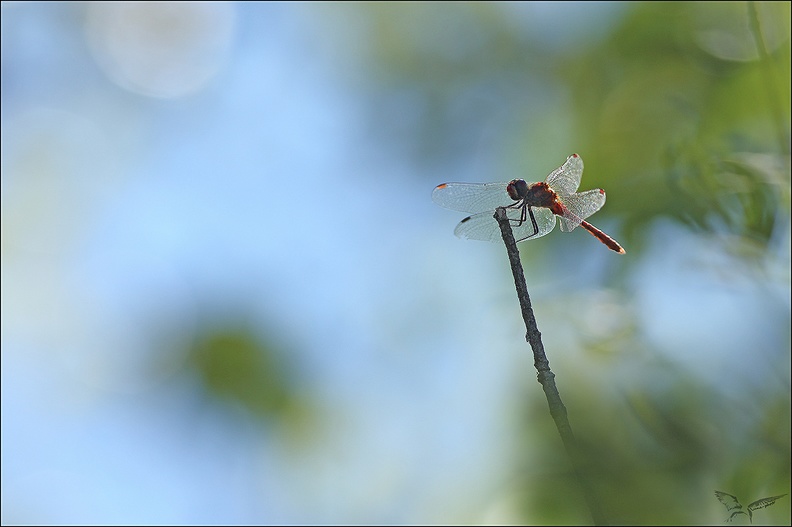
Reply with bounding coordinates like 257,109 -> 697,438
432,153 -> 625,254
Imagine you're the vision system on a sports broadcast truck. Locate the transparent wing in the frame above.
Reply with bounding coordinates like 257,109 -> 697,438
557,188 -> 606,232
544,153 -> 584,197
453,206 -> 557,243
432,182 -> 514,214
513,207 -> 557,242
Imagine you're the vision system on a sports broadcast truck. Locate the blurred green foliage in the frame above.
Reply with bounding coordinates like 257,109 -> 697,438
511,356 -> 791,524
353,1 -> 789,257
339,1 -> 791,524
186,326 -> 295,418
179,321 -> 317,446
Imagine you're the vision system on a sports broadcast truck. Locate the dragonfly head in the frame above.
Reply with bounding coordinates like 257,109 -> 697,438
506,179 -> 529,201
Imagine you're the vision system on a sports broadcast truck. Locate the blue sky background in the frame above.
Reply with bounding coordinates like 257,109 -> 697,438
2,2 -> 790,524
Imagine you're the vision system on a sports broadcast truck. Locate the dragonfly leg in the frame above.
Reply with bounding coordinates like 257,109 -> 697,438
507,201 -> 524,226
525,207 -> 540,238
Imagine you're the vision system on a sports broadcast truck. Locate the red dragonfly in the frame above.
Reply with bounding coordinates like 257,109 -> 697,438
432,154 -> 625,254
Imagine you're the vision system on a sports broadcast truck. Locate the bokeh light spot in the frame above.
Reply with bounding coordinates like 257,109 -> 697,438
84,2 -> 235,98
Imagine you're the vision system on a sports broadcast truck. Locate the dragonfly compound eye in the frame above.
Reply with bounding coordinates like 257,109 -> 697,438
506,179 -> 529,200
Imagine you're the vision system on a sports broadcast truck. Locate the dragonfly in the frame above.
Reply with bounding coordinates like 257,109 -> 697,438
431,153 -> 626,254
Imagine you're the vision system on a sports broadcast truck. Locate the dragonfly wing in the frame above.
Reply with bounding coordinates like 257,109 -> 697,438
453,206 -> 556,243
453,211 -> 506,242
513,206 -> 557,242
557,188 -> 606,232
544,154 -> 584,197
432,182 -> 513,214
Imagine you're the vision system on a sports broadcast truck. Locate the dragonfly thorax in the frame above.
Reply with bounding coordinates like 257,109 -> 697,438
509,180 -> 561,212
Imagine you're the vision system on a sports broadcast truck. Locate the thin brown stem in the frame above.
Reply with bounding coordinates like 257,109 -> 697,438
494,207 -> 608,526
